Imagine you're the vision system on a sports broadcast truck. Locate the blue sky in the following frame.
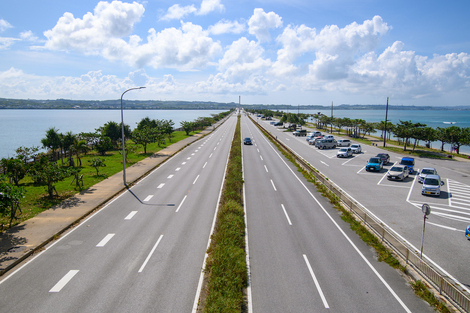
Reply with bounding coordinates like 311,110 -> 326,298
1,0 -> 469,106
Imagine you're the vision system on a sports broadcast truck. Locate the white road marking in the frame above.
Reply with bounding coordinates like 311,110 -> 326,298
96,234 -> 115,247
260,155 -> 263,161
182,162 -> 186,165
427,222 -> 463,232
125,211 -> 138,220
144,195 -> 153,202
203,162 -> 208,168
303,255 -> 329,308
138,235 -> 164,273
320,161 -> 329,167
176,195 -> 187,213
157,183 -> 165,189
175,167 -> 181,171
214,147 -> 217,150
193,175 -> 200,184
167,174 -> 174,179
281,204 -> 292,225
191,153 -> 195,156
264,165 -> 269,172
209,153 -> 213,158
271,179 -> 277,191
187,157 -> 191,160
49,270 -> 79,293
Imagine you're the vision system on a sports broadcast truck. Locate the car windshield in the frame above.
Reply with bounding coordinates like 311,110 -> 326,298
421,169 -> 435,175
351,145 -> 358,148
390,166 -> 403,172
369,158 -> 380,163
339,148 -> 347,152
424,178 -> 440,186
244,138 -> 251,141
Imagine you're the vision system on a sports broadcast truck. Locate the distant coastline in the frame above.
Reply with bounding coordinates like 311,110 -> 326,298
1,98 -> 469,111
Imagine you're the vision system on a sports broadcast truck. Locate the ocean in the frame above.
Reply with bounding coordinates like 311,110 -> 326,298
1,109 -> 469,159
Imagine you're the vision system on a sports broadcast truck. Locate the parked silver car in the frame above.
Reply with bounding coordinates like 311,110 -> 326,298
422,174 -> 444,196
350,144 -> 362,154
337,139 -> 351,147
418,167 -> 438,183
336,147 -> 353,158
387,166 -> 409,181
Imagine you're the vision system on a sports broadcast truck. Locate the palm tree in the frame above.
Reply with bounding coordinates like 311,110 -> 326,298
71,138 -> 88,167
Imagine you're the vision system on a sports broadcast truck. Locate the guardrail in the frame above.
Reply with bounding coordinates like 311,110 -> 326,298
251,116 -> 470,312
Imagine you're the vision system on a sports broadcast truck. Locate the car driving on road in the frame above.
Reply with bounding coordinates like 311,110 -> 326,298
244,137 -> 252,145
350,144 -> 362,154
365,157 -> 383,171
418,167 -> 438,183
387,165 -> 409,181
422,174 -> 444,196
337,147 -> 353,158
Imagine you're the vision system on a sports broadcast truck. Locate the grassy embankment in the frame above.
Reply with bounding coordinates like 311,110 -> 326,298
255,119 -> 453,313
200,115 -> 248,312
0,131 -> 196,231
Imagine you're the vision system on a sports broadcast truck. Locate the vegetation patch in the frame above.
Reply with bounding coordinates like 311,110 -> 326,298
410,280 -> 451,313
201,115 -> 248,313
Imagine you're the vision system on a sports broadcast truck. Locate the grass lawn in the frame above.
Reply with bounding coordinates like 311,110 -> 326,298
1,131 -> 197,231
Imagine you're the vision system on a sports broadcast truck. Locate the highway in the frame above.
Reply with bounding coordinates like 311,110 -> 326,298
0,114 -> 237,313
242,114 -> 433,312
253,114 -> 470,293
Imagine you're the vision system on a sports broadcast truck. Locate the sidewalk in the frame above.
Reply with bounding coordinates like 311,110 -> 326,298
0,122 -> 222,276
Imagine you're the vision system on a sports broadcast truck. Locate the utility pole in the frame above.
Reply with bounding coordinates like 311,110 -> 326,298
330,101 -> 333,133
383,97 -> 389,147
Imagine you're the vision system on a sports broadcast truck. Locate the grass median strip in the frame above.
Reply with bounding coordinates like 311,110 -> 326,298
200,115 -> 248,313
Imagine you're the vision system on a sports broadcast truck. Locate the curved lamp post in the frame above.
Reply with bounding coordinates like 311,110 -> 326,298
121,86 -> 145,186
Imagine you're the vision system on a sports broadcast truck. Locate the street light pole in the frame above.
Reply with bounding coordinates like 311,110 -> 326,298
383,97 -> 389,147
121,86 -> 146,186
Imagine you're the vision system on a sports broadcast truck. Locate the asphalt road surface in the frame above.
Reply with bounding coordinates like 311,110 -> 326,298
0,115 -> 237,313
254,114 -> 470,293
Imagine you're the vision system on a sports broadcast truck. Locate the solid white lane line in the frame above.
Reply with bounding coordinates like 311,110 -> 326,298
138,235 -> 164,273
175,167 -> 181,171
203,162 -> 208,168
144,195 -> 153,202
264,165 -> 268,172
96,234 -> 115,247
303,255 -> 329,308
157,183 -> 165,189
193,175 -> 200,184
271,179 -> 277,191
167,174 -> 174,179
49,270 -> 79,293
281,204 -> 292,225
176,195 -> 187,213
125,211 -> 138,220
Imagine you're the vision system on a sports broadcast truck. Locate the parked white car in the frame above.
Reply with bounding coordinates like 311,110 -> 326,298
350,144 -> 362,154
336,147 -> 353,158
337,139 -> 351,147
418,167 -> 438,183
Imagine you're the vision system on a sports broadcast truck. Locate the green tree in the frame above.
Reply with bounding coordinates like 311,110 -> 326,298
0,174 -> 25,227
15,146 -> 40,164
41,127 -> 61,160
162,119 -> 175,142
1,157 -> 27,186
132,126 -> 158,154
95,136 -> 113,156
180,121 -> 194,135
71,138 -> 88,167
136,116 -> 158,130
88,158 -> 106,176
28,155 -> 75,198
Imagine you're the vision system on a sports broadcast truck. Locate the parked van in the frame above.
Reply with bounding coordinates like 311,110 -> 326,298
422,174 -> 444,197
315,139 -> 337,149
337,139 -> 351,147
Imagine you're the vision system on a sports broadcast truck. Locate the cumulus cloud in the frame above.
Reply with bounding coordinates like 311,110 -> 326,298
0,19 -> 13,32
208,19 -> 245,35
161,0 -> 224,20
248,8 -> 282,43
20,30 -> 39,42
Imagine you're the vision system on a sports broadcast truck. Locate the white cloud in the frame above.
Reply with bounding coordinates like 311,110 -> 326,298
0,37 -> 19,50
248,8 -> 282,43
208,19 -> 245,35
0,19 -> 13,32
20,30 -> 39,42
160,4 -> 197,21
198,0 -> 225,15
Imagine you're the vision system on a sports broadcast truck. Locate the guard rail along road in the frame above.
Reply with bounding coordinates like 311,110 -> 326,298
251,115 -> 470,313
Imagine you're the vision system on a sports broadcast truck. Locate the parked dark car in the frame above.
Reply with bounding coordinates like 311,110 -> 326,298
376,153 -> 390,165
274,121 -> 283,126
244,137 -> 252,145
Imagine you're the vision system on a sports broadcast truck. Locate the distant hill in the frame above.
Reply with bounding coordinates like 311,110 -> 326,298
0,98 -> 469,111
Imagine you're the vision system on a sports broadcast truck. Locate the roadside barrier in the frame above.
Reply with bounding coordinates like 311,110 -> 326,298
251,116 -> 470,313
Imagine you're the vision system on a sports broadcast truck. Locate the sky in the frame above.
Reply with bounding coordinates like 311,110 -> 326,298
1,0 -> 469,107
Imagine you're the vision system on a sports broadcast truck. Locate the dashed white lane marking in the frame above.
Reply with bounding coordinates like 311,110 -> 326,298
49,270 -> 79,293
281,204 -> 292,225
125,211 -> 138,220
144,195 -> 153,202
264,165 -> 269,172
271,180 -> 277,191
193,175 -> 200,184
96,234 -> 115,247
175,167 -> 181,171
157,183 -> 165,189
167,174 -> 174,179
